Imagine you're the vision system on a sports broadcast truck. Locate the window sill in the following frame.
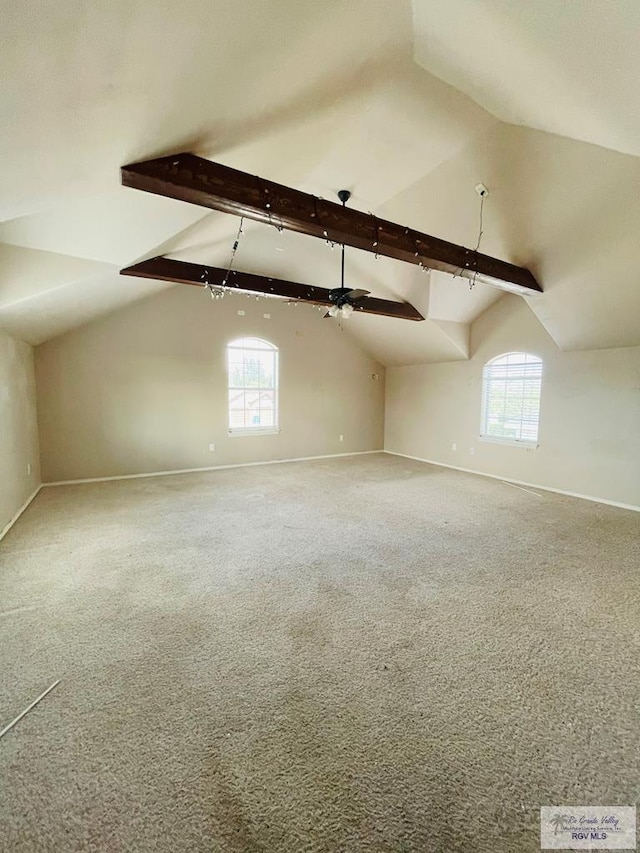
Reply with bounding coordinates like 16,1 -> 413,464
479,435 -> 539,449
228,427 -> 280,437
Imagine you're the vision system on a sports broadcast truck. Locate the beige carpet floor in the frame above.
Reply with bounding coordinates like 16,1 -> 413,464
0,453 -> 638,852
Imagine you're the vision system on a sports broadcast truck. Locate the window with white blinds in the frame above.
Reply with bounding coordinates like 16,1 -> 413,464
480,352 -> 542,444
227,338 -> 279,435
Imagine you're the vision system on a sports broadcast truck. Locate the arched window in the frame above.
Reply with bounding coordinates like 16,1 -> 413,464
480,352 -> 542,444
227,338 -> 279,434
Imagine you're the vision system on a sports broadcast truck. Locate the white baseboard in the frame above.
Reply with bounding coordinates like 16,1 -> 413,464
42,450 -> 383,487
0,486 -> 42,542
384,451 -> 640,513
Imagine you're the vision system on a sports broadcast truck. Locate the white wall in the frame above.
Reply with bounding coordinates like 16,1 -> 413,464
35,286 -> 385,482
385,295 -> 640,508
0,329 -> 40,534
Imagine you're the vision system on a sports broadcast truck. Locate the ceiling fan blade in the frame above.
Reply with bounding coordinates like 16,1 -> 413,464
121,257 -> 425,321
352,297 -> 424,320
346,288 -> 370,301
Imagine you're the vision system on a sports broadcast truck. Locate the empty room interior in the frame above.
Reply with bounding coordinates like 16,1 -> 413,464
1,2 -> 639,851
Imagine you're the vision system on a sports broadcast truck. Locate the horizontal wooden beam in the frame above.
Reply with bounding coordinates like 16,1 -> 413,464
121,153 -> 542,295
121,257 -> 425,321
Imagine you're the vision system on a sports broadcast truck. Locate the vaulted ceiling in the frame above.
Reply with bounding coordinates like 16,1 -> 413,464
1,0 -> 638,363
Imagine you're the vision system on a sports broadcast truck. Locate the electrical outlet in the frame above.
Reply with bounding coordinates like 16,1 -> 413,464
470,447 -> 475,455
451,443 -> 457,451
208,443 -> 215,452
237,310 -> 245,316
339,434 -> 344,442
263,313 -> 271,319
26,463 -> 32,475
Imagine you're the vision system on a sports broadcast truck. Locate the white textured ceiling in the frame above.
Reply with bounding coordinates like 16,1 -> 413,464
0,0 -> 639,360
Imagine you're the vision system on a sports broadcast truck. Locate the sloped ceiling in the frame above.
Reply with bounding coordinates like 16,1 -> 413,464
412,0 -> 640,157
0,0 -> 639,360
380,122 -> 640,353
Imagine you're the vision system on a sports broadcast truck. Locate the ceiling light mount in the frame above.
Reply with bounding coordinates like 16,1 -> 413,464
337,189 -> 351,206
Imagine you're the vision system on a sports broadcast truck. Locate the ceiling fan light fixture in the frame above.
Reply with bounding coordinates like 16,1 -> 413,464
339,303 -> 354,318
328,305 -> 341,317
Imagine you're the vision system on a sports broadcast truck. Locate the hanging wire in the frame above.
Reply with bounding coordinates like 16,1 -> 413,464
222,216 -> 244,289
203,216 -> 245,300
469,193 -> 485,290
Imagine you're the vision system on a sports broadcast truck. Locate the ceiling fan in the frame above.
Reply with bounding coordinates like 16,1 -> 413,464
324,190 -> 370,319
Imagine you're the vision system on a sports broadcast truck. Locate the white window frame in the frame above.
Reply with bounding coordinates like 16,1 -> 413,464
226,338 -> 279,436
479,351 -> 542,448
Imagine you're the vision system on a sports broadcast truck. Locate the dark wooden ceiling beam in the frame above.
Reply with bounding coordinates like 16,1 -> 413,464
121,257 -> 425,321
121,153 -> 542,295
